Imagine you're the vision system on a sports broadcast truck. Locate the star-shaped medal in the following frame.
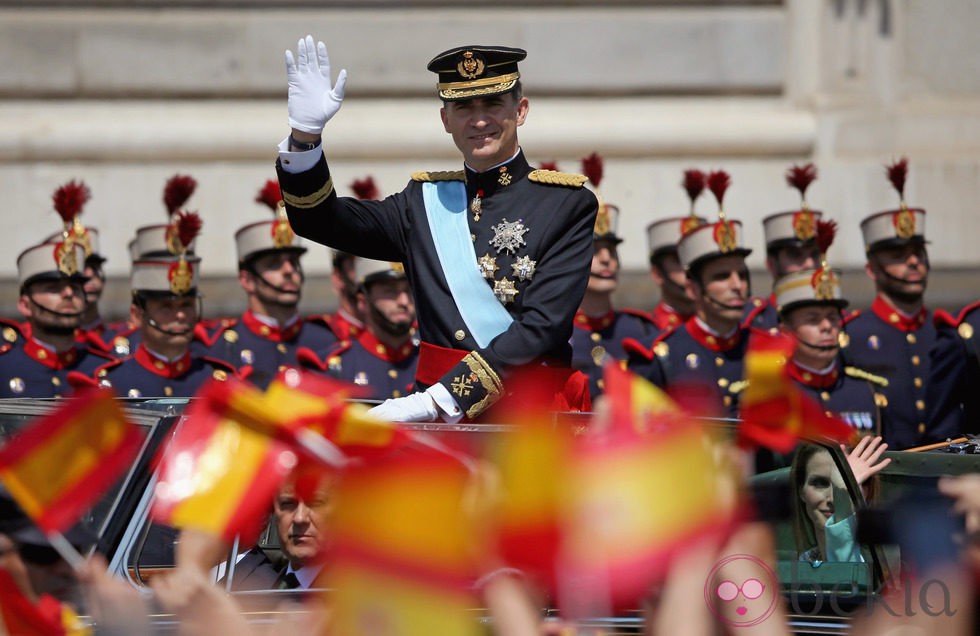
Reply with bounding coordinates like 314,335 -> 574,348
478,254 -> 498,279
493,277 -> 519,304
511,255 -> 536,281
489,218 -> 529,255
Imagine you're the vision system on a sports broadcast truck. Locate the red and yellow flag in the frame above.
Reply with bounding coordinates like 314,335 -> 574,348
738,331 -> 853,453
150,378 -> 298,543
327,451 -> 481,636
0,387 -> 142,533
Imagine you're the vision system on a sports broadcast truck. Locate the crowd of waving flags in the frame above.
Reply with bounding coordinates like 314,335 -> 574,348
0,340 -> 855,633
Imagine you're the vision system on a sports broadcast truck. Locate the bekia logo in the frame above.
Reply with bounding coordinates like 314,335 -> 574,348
703,554 -> 779,628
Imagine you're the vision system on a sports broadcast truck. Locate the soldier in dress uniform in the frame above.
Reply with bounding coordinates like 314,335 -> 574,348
745,164 -> 823,334
94,214 -> 237,397
644,169 -> 709,331
276,37 -> 597,421
925,301 -> 980,442
0,237 -> 112,398
192,180 -> 337,389
625,170 -> 754,417
299,258 -> 419,401
570,153 -> 657,399
774,220 -> 887,434
840,158 -> 935,449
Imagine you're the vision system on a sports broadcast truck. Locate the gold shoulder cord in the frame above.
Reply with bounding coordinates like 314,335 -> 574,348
411,170 -> 466,182
527,170 -> 588,188
844,366 -> 889,387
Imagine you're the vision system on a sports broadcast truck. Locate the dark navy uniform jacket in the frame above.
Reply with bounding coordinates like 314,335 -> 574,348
192,310 -> 338,389
0,320 -> 113,398
926,301 -> 980,442
743,295 -> 780,335
76,320 -> 139,359
624,318 -> 756,417
278,149 -> 597,417
94,343 -> 237,398
786,358 -> 887,435
298,329 -> 418,401
841,297 -> 935,449
570,308 -> 658,399
648,302 -> 687,333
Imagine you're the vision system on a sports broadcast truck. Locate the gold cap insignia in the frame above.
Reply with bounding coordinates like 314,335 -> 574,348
793,211 -> 816,241
55,240 -> 78,277
457,51 -> 485,79
894,208 -> 916,239
714,221 -> 737,253
168,259 -> 194,295
271,217 -> 295,249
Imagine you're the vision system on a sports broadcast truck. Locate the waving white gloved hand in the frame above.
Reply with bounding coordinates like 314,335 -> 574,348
285,35 -> 348,134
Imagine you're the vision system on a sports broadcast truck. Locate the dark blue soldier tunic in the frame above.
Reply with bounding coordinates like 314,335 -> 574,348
742,295 -> 781,335
76,321 -> 139,359
94,344 -> 237,398
570,308 -> 657,399
926,301 -> 980,443
0,320 -> 113,398
624,318 -> 755,417
193,309 -> 338,389
786,358 -> 887,435
841,297 -> 935,449
298,329 -> 418,401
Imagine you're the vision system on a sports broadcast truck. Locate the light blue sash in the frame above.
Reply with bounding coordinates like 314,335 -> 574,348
422,181 -> 513,348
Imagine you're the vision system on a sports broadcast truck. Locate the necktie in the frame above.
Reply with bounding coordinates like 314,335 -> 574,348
276,571 -> 301,590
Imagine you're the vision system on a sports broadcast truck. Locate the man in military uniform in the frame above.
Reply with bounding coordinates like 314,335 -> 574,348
644,169 -> 708,331
745,164 -> 823,334
300,258 -> 418,401
276,37 -> 597,421
323,250 -> 363,340
0,238 -> 112,398
94,221 -> 237,397
773,222 -> 887,434
925,301 -> 980,442
840,159 -> 934,449
194,180 -> 337,389
570,167 -> 656,399
625,171 -> 753,417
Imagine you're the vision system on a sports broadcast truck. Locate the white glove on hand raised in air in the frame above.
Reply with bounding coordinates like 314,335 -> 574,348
285,35 -> 348,134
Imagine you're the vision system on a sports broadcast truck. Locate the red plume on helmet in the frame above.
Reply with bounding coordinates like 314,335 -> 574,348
785,163 -> 817,205
706,170 -> 731,218
682,169 -> 705,207
815,220 -> 837,256
174,211 -> 202,253
164,174 -> 197,216
52,180 -> 92,227
255,179 -> 282,212
350,176 -> 380,201
580,152 -> 604,189
886,157 -> 908,203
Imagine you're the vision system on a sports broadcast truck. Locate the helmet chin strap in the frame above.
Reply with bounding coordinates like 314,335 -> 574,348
794,334 -> 839,352
144,316 -> 194,338
702,292 -> 744,313
28,296 -> 84,320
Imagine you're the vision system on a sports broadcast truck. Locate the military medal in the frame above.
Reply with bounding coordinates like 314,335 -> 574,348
489,218 -> 528,255
493,278 -> 519,304
497,166 -> 512,186
511,255 -> 536,281
478,254 -> 498,279
470,189 -> 483,221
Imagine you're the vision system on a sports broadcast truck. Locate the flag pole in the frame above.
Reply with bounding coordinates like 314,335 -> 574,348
45,530 -> 86,572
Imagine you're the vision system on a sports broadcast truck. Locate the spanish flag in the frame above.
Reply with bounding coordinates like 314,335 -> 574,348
560,363 -> 737,613
327,451 -> 481,636
150,378 -> 298,543
0,387 -> 142,533
738,331 -> 853,453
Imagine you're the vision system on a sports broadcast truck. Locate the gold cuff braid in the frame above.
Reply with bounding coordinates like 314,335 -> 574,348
282,177 -> 334,210
461,352 -> 504,419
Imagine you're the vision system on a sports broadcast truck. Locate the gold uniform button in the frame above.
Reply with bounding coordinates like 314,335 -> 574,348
454,330 -> 466,341
706,335 -> 717,346
715,357 -> 724,367
911,355 -> 920,366
906,333 -> 917,344
388,369 -> 398,379
164,386 -> 173,397
223,331 -> 239,343
723,396 -> 732,407
597,378 -> 605,390
277,343 -> 288,354
213,370 -> 228,381
37,349 -> 48,360
717,378 -> 729,388
915,400 -> 925,411
259,326 -> 271,336
590,332 -> 601,342
914,377 -> 923,388
802,372 -> 813,382
821,391 -> 831,402
918,423 -> 926,434
959,323 -> 974,339
154,360 -> 165,370
376,345 -> 386,355
51,377 -> 61,386
2,327 -> 16,343
392,390 -> 401,398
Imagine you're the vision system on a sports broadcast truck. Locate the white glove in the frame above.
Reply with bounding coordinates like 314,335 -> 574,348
367,391 -> 439,423
285,35 -> 348,135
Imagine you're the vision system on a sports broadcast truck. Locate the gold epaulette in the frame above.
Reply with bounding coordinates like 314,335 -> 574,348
411,170 -> 465,182
845,366 -> 889,387
729,379 -> 750,395
527,170 -> 588,188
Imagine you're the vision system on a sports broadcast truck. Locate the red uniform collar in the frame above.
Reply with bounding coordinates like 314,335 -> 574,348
24,338 -> 79,370
573,310 -> 615,331
870,296 -> 928,332
135,344 -> 193,378
787,359 -> 839,389
651,303 -> 685,331
357,329 -> 414,363
242,309 -> 302,342
684,318 -> 742,352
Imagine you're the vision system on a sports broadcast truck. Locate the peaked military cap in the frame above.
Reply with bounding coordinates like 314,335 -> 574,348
773,268 -> 848,315
17,240 -> 88,288
427,45 -> 527,101
355,258 -> 406,288
131,257 -> 201,298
